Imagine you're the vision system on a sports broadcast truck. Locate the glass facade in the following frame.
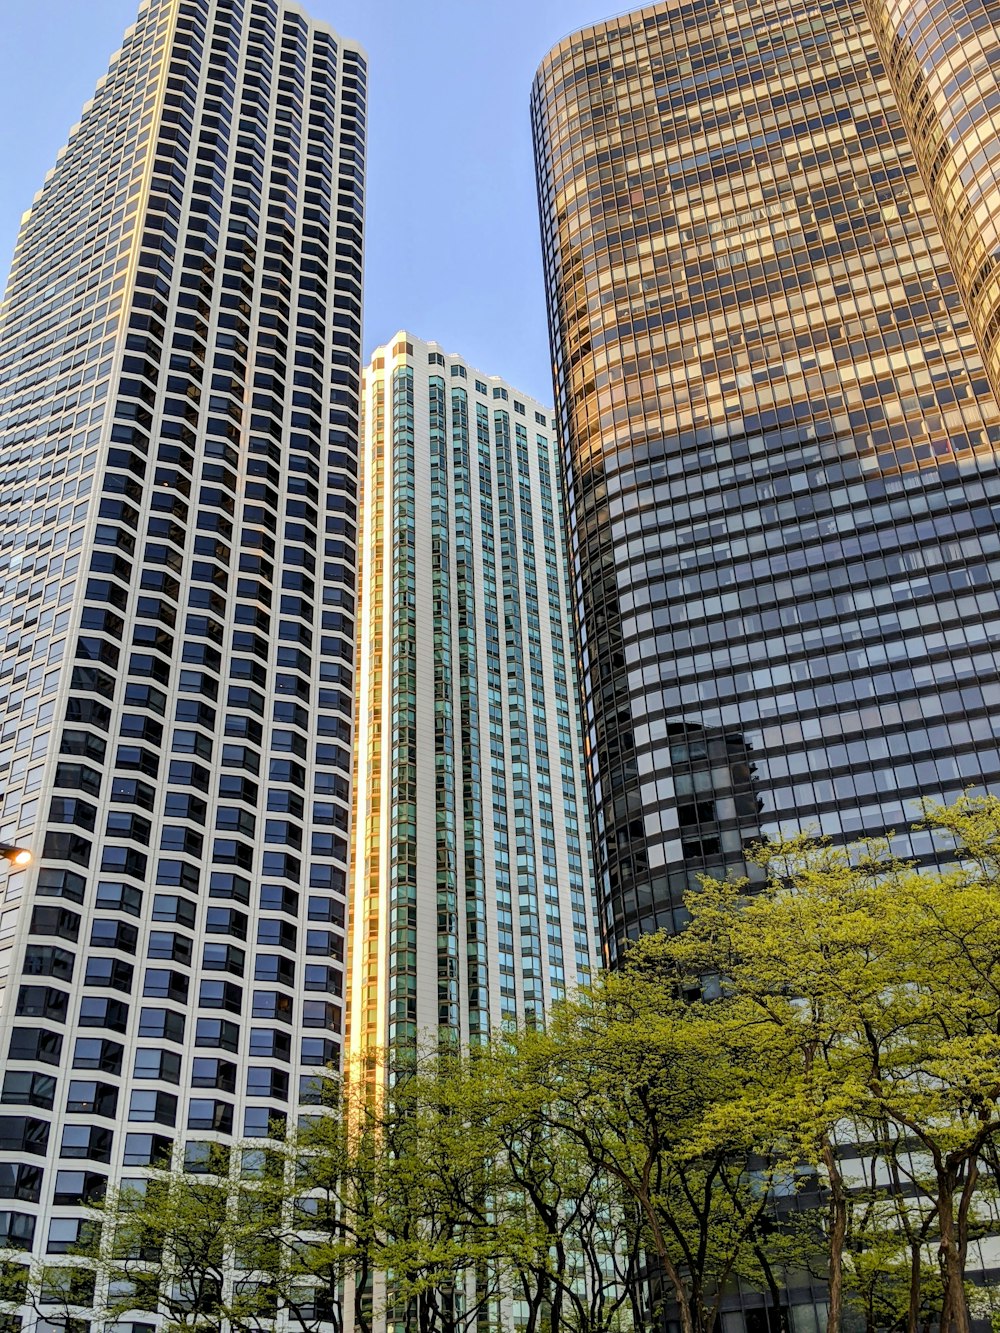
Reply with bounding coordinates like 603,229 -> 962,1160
0,0 -> 364,1308
532,0 -> 1000,963
863,0 -> 1000,402
348,334 -> 598,1065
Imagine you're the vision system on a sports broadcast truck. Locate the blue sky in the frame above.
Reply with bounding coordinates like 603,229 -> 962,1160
0,0 -> 605,404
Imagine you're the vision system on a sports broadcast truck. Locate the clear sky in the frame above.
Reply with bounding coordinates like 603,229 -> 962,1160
0,0 -> 608,405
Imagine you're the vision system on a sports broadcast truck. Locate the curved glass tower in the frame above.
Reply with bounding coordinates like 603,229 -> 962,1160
863,0 -> 1000,401
532,0 -> 1000,962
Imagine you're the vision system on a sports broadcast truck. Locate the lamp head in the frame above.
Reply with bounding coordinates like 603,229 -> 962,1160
0,846 -> 31,868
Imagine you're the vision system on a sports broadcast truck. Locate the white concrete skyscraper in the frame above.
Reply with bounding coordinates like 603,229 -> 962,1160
349,334 -> 599,1066
0,0 -> 364,1312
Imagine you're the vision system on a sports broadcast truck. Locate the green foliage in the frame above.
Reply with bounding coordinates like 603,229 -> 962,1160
72,795 -> 1000,1333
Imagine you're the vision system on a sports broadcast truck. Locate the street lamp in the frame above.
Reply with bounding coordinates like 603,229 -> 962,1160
0,845 -> 31,868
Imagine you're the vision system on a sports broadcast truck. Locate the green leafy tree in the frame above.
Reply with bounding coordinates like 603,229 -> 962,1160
422,1041 -> 641,1333
498,966 -> 796,1333
94,1143 -> 331,1333
662,794 -> 1000,1333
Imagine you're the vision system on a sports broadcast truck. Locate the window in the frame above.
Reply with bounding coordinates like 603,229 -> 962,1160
302,1000 -> 339,1029
52,1170 -> 107,1206
60,1124 -> 113,1162
194,1018 -> 240,1052
111,777 -> 157,810
22,947 -> 74,982
246,1068 -> 288,1099
251,991 -> 293,1023
249,1028 -> 291,1060
84,958 -> 134,992
95,881 -> 142,915
36,868 -> 86,903
301,1037 -> 338,1067
8,1028 -> 62,1066
29,906 -> 80,943
116,744 -> 160,776
258,919 -> 297,948
47,1218 -> 98,1255
78,997 -> 129,1032
199,980 -> 243,1012
137,1008 -> 185,1043
152,894 -> 197,927
147,931 -> 193,964
0,1212 -> 35,1249
191,1059 -> 237,1091
38,1265 -> 95,1307
209,872 -> 251,904
0,1118 -> 49,1155
142,969 -> 189,1002
260,884 -> 298,913
73,1038 -> 123,1074
243,1107 -> 285,1138
90,919 -> 139,952
106,811 -> 152,843
1,1072 -> 55,1110
123,1133 -> 172,1167
0,1163 -> 42,1203
187,1100 -> 233,1133
132,1049 -> 181,1083
41,831 -> 91,866
129,1091 -> 177,1126
16,986 -> 68,1022
202,943 -> 245,975
99,845 -> 148,879
66,1081 -> 118,1116
156,859 -> 201,891
254,955 -> 295,984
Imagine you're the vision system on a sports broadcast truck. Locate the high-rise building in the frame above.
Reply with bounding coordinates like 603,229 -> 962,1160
0,0 -> 364,1302
865,0 -> 1000,404
348,333 -> 598,1064
532,0 -> 1000,964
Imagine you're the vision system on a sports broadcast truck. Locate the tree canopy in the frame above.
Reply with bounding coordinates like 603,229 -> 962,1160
41,794 -> 1000,1333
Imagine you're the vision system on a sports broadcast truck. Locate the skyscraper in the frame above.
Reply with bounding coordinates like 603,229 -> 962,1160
0,0 -> 364,1300
532,0 -> 1000,964
348,333 -> 598,1065
865,0 -> 1000,403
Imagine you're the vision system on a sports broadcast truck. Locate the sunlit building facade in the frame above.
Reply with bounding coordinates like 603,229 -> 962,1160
532,0 -> 1000,964
349,333 -> 598,1065
0,0 -> 364,1320
864,0 -> 1000,403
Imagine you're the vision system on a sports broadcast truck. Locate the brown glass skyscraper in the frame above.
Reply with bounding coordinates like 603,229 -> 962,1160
532,0 -> 1000,962
865,0 -> 1000,402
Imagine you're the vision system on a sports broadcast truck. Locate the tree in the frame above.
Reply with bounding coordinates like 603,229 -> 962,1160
498,965 -> 797,1333
428,1041 -> 642,1333
291,1070 -> 395,1333
297,1057 -> 505,1333
93,1143 -> 332,1333
661,794 -> 1000,1333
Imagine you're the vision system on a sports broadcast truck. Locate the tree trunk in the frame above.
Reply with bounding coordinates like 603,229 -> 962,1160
550,1240 -> 566,1333
641,1204 -> 695,1333
906,1239 -> 922,1333
752,1239 -> 789,1333
822,1139 -> 847,1333
520,1272 -> 543,1333
353,1263 -> 373,1333
937,1186 -> 970,1333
